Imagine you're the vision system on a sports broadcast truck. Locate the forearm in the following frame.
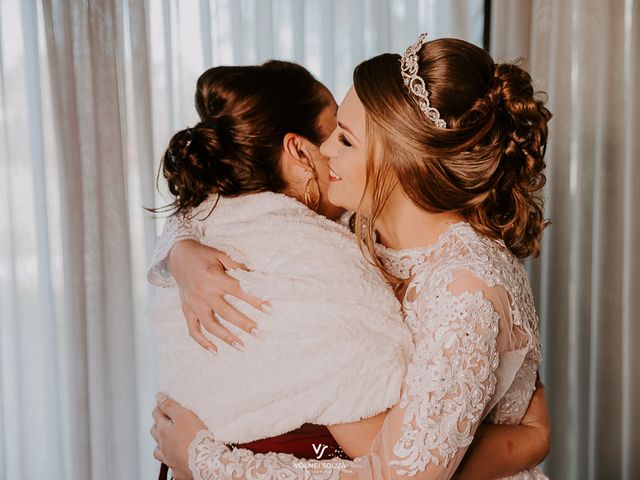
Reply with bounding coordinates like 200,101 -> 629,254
455,423 -> 548,480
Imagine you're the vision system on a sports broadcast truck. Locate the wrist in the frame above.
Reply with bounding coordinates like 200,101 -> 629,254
188,430 -> 226,480
167,239 -> 198,277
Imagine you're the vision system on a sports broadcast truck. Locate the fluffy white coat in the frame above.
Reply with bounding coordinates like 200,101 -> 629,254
148,192 -> 413,444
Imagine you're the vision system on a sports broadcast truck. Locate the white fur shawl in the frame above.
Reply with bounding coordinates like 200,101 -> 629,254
147,192 -> 413,444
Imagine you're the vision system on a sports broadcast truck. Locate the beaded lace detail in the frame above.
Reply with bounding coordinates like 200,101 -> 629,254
189,430 -> 222,480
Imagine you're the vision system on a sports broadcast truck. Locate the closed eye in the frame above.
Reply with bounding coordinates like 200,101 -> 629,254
338,133 -> 352,147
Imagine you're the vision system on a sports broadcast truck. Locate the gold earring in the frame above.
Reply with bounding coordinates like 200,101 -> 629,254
303,160 -> 321,211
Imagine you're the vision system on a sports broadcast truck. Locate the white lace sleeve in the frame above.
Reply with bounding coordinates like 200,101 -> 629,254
147,211 -> 204,287
186,270 -> 505,480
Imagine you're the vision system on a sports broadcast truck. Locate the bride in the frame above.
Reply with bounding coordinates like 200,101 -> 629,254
150,37 -> 551,480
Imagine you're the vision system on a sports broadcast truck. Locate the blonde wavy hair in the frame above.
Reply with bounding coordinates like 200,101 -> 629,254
352,38 -> 552,281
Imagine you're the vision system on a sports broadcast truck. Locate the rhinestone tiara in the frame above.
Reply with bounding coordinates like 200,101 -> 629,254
399,33 -> 446,129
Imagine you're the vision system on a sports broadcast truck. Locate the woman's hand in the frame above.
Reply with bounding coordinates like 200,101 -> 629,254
168,239 -> 271,353
151,393 -> 208,480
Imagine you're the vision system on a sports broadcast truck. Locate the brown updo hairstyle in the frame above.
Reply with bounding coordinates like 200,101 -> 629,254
353,38 -> 552,262
159,60 -> 333,214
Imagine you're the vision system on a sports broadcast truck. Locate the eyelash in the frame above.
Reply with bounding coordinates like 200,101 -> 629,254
338,133 -> 352,147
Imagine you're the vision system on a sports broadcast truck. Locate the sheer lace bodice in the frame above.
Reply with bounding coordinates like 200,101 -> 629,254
184,222 -> 546,480
380,223 -> 542,428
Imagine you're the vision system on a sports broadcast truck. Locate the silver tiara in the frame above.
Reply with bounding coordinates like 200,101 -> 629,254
399,33 -> 446,129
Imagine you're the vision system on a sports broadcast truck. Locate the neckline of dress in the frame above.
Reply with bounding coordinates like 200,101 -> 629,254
381,221 -> 472,257
379,221 -> 474,279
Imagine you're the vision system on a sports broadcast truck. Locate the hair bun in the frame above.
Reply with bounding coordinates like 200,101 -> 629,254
161,122 -> 229,212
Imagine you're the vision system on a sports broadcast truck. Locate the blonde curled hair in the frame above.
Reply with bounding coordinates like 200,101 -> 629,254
353,38 -> 552,278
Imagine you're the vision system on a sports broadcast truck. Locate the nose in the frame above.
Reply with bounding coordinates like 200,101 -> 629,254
319,127 -> 338,158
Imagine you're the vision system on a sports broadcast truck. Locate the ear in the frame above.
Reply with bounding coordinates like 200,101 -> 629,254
282,133 -> 313,172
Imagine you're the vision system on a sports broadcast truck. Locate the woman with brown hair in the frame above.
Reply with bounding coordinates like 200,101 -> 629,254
148,59 -> 414,460
150,44 -> 551,480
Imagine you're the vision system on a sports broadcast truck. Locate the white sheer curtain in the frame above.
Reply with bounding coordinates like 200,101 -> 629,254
491,1 -> 640,479
0,1 -> 484,479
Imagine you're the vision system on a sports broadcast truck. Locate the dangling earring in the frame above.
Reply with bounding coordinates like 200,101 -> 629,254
303,158 -> 321,211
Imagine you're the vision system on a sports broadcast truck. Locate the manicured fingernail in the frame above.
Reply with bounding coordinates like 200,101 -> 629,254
251,328 -> 264,339
231,340 -> 244,352
207,347 -> 218,356
260,302 -> 272,314
156,392 -> 167,402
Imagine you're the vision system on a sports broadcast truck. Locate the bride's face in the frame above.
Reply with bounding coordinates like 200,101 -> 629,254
319,87 -> 368,212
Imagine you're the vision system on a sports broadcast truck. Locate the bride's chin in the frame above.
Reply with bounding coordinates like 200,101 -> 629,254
327,183 -> 354,212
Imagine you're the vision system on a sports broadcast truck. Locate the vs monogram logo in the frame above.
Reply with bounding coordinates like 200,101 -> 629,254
312,443 -> 329,459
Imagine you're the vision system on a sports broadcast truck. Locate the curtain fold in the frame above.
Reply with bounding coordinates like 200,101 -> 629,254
491,1 -> 640,479
42,0 -> 140,479
41,1 -> 90,478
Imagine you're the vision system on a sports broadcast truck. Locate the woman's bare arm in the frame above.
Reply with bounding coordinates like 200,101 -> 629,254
454,377 -> 550,480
